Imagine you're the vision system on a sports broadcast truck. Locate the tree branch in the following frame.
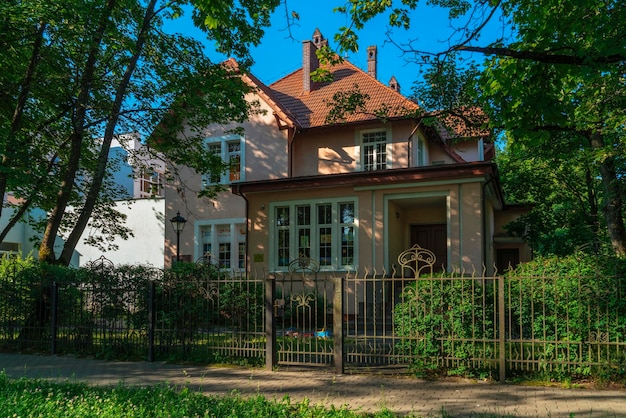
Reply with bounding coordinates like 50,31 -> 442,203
454,45 -> 626,66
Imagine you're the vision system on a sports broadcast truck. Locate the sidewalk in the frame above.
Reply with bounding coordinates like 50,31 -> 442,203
1,353 -> 625,417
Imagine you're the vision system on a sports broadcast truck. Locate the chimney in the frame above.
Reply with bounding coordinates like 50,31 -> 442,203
303,29 -> 324,93
367,45 -> 377,79
389,76 -> 400,93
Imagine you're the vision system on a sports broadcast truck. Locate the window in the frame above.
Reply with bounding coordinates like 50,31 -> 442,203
414,135 -> 425,167
276,207 -> 290,267
197,220 -> 246,269
203,135 -> 244,185
361,130 -> 388,171
139,167 -> 164,197
272,199 -> 357,270
227,141 -> 241,181
0,242 -> 20,258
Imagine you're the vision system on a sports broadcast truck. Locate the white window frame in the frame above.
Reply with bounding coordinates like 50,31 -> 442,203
270,198 -> 358,271
357,128 -> 391,171
413,133 -> 427,167
202,134 -> 245,186
194,218 -> 246,270
138,166 -> 165,198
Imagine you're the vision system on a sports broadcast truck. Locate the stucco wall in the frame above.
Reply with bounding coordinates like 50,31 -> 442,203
293,120 -> 418,177
165,91 -> 289,266
75,198 -> 165,267
244,178 -> 489,275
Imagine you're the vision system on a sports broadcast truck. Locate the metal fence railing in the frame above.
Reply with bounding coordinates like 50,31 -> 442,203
1,250 -> 625,381
0,257 -> 265,366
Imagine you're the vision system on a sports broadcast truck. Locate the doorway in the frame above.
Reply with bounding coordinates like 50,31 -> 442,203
410,224 -> 447,271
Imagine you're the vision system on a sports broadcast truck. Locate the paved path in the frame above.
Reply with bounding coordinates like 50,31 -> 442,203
1,353 -> 625,417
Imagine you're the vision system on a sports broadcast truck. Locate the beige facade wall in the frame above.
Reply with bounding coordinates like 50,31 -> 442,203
165,92 -> 289,267
451,140 -> 484,162
494,206 -> 533,267
458,182 -> 483,272
245,178 -> 490,275
293,120 -> 419,177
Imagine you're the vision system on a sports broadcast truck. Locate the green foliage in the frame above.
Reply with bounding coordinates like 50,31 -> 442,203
505,254 -> 626,381
394,276 -> 496,378
0,258 -> 264,364
0,0 -> 281,264
394,254 -> 626,382
0,372 -> 396,417
495,134 -> 608,256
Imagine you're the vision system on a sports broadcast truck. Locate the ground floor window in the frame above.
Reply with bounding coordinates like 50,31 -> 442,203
197,219 -> 246,269
272,199 -> 357,270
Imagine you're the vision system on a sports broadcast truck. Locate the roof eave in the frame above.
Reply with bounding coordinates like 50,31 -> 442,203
232,162 -> 499,194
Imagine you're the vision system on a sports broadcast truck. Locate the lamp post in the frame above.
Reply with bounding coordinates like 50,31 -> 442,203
170,211 -> 187,262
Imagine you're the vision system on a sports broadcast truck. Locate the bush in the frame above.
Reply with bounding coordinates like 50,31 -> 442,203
505,253 -> 626,380
394,275 -> 496,377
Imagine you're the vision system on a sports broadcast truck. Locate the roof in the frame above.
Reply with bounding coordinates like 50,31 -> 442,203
268,60 -> 419,129
233,161 -> 504,206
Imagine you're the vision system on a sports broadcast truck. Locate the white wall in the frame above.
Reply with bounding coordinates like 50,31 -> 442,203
0,206 -> 79,266
75,198 -> 165,267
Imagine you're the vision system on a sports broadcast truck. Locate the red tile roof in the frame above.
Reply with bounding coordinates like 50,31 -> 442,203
268,60 -> 419,129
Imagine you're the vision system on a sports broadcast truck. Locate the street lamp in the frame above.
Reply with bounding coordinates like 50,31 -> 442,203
170,211 -> 187,262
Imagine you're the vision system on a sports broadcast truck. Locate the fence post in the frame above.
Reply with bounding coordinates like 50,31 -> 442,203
498,276 -> 506,383
50,282 -> 58,355
148,280 -> 155,362
333,276 -> 344,374
265,277 -> 276,371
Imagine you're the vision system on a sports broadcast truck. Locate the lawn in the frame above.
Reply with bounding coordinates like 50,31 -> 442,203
0,371 -> 398,417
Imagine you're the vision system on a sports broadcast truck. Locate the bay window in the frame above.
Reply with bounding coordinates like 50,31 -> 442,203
272,199 -> 357,270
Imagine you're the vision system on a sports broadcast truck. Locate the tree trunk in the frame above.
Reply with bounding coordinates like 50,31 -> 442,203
38,0 -> 116,264
59,0 -> 157,265
589,132 -> 626,257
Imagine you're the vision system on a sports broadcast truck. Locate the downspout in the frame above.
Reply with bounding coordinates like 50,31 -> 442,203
288,126 -> 297,177
234,183 -> 250,277
482,176 -> 496,274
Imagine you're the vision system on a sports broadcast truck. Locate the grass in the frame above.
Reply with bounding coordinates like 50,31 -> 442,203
0,371 -> 391,418
0,371 -> 525,418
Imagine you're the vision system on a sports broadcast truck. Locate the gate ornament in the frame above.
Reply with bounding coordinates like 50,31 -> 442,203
396,244 -> 436,278
288,256 -> 320,273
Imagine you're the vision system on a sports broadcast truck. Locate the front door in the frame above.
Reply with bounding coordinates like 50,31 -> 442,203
410,224 -> 447,271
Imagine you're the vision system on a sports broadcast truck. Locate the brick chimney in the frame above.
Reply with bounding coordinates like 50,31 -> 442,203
389,76 -> 400,93
303,29 -> 324,93
367,45 -> 377,79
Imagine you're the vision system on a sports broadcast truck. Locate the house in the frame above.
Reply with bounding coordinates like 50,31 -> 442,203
164,29 -> 530,275
1,133 -> 165,267
74,133 -> 166,267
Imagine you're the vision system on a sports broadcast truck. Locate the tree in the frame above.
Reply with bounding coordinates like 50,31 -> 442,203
323,0 -> 626,256
496,132 -> 603,256
0,0 -> 280,265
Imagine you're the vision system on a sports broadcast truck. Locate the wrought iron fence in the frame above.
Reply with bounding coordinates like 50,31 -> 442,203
504,271 -> 626,377
0,257 -> 264,365
1,248 -> 625,381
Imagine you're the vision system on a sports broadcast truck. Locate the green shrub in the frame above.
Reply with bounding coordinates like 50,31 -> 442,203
394,275 -> 497,377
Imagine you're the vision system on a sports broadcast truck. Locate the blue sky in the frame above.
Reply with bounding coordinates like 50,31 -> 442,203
166,2 -> 503,97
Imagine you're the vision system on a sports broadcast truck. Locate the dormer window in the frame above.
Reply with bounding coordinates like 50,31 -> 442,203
361,129 -> 390,171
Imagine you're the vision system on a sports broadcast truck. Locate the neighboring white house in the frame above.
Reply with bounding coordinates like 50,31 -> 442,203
75,197 -> 165,267
76,134 -> 166,267
0,205 -> 80,266
1,133 -> 167,267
